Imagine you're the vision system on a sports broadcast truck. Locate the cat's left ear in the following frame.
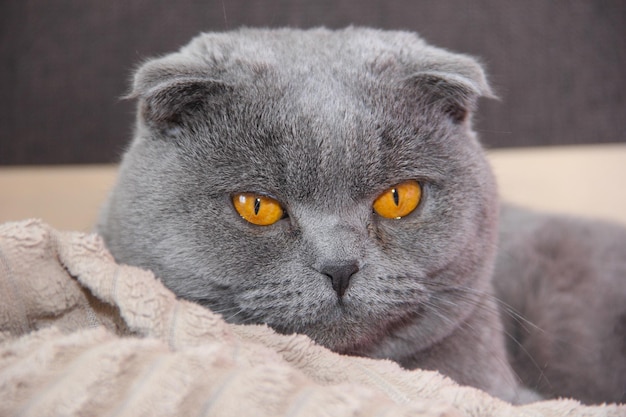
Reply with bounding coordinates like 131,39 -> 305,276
125,54 -> 231,134
408,54 -> 495,124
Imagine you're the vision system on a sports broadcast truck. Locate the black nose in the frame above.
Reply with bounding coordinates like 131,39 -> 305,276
320,262 -> 359,298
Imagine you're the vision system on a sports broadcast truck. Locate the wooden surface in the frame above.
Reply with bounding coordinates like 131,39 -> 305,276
1,144 -> 625,232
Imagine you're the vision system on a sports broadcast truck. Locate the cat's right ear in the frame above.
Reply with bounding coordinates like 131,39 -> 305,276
125,56 -> 230,135
405,52 -> 496,125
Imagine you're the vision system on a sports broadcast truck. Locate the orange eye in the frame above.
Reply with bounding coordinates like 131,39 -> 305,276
373,180 -> 422,219
233,193 -> 284,226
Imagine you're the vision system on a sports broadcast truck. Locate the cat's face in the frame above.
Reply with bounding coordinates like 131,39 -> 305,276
100,28 -> 498,357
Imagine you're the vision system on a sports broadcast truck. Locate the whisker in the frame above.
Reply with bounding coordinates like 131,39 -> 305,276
500,327 -> 553,392
204,305 -> 241,314
424,292 -> 539,396
433,283 -> 545,334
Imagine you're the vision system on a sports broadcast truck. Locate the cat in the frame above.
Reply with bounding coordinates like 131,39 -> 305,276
495,205 -> 626,404
97,27 -> 626,405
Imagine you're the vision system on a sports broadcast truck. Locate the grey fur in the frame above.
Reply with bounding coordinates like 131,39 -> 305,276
495,205 -> 626,404
98,28 -> 625,405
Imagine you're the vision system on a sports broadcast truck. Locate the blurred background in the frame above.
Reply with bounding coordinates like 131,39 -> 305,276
1,1 -> 625,165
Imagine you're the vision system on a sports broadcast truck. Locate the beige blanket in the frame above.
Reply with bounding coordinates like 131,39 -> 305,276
0,220 -> 623,417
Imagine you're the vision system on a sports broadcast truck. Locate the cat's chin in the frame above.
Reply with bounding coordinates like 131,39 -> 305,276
285,286 -> 492,364
276,302 -> 426,356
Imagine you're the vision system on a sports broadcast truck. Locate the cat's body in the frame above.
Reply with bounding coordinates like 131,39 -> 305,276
496,205 -> 626,403
98,28 -> 625,404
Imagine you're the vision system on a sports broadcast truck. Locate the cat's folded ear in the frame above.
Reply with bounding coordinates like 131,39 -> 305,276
407,53 -> 496,124
125,55 -> 230,134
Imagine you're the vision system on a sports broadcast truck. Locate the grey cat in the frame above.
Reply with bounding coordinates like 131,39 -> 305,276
98,27 -> 626,405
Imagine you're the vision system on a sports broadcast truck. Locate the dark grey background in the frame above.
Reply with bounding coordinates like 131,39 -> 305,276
1,1 -> 625,165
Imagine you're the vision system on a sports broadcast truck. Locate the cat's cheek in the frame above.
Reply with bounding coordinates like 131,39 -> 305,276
369,218 -> 428,260
232,269 -> 339,329
195,201 -> 296,280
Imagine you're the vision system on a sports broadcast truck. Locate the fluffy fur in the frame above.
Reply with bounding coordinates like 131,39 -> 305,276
98,28 -> 625,405
495,205 -> 626,404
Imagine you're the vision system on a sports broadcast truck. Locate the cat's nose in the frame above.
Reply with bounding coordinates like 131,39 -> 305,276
320,262 -> 359,298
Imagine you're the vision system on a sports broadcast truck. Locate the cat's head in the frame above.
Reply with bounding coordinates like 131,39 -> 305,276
99,28 -> 497,357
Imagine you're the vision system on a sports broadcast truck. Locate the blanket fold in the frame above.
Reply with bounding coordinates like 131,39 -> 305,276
0,219 -> 623,417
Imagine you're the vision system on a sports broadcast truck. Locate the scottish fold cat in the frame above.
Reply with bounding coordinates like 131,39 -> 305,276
98,28 -> 626,404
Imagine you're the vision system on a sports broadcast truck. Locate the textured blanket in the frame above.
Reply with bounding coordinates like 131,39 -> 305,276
0,220 -> 623,417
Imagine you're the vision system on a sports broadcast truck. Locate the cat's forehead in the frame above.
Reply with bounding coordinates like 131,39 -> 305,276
145,28 -> 491,207
198,79 -> 447,208
183,27 -> 427,79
